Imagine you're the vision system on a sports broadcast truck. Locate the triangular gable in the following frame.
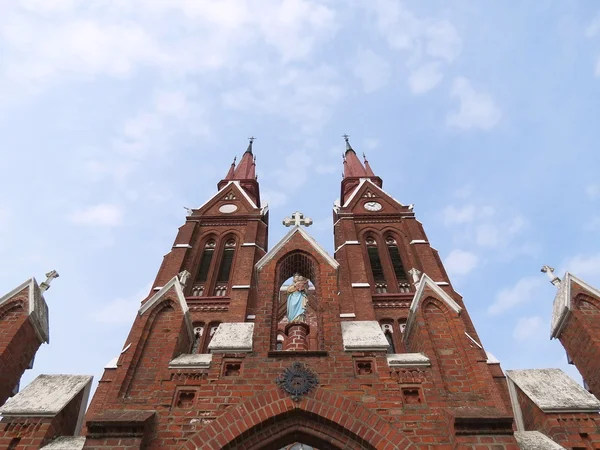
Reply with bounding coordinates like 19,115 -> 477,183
255,226 -> 339,271
404,273 -> 462,338
343,178 -> 404,209
138,276 -> 193,341
193,181 -> 258,215
0,277 -> 49,344
551,272 -> 600,339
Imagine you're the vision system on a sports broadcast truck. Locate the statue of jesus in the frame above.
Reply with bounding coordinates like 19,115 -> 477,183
286,273 -> 309,323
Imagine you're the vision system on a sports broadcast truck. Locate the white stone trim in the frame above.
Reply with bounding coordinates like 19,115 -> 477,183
105,356 -> 119,369
173,244 -> 192,249
341,321 -> 389,351
41,437 -> 87,450
138,276 -> 193,342
0,277 -> 49,344
152,286 -> 163,291
410,240 -> 428,244
194,180 -> 258,212
404,273 -> 462,340
334,240 -> 360,253
506,369 -> 600,414
232,285 -> 251,289
121,343 -> 131,354
514,431 -> 566,450
435,282 -> 449,286
506,376 -> 525,431
551,272 -> 600,339
255,226 -> 339,271
485,351 -> 500,364
386,353 -> 431,368
242,242 -> 266,252
339,313 -> 356,318
342,178 -> 404,209
169,353 -> 212,369
208,322 -> 254,353
465,332 -> 483,349
246,315 -> 256,320
351,283 -> 370,288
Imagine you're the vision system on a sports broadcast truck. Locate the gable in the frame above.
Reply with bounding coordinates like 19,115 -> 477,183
0,278 -> 49,344
255,226 -> 339,272
343,179 -> 405,213
404,273 -> 462,338
551,272 -> 600,338
193,181 -> 259,217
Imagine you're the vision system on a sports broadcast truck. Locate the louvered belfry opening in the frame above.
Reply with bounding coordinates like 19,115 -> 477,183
386,237 -> 408,282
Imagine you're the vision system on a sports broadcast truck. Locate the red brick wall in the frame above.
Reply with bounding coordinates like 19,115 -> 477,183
559,291 -> 600,400
0,290 -> 43,407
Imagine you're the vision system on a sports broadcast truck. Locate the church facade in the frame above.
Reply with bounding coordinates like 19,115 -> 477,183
2,139 -> 600,449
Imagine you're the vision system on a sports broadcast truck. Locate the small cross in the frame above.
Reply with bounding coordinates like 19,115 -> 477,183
282,211 -> 313,228
39,270 -> 59,294
541,265 -> 561,287
342,134 -> 350,143
248,136 -> 256,144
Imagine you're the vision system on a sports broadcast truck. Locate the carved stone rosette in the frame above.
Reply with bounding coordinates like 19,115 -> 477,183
275,362 -> 319,402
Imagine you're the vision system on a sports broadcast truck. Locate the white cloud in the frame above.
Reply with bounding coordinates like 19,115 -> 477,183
488,276 -> 543,316
261,189 -> 288,208
585,12 -> 600,38
513,316 -> 543,340
69,204 -> 123,227
475,224 -> 499,247
442,204 -> 476,225
408,62 -> 443,94
446,77 -> 501,131
353,47 -> 390,93
444,249 -> 478,277
563,253 -> 600,278
586,183 -> 600,199
92,283 -> 151,324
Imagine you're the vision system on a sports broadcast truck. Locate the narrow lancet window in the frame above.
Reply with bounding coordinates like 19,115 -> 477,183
386,236 -> 409,292
214,239 -> 236,296
193,240 -> 215,296
366,237 -> 387,293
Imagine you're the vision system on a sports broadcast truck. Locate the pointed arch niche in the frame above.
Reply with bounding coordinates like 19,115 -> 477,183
272,251 -> 322,352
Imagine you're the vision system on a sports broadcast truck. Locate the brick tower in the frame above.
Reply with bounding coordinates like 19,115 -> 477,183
6,138 -> 600,449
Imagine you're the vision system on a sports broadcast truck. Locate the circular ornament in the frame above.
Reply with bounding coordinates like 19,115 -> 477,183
219,203 -> 238,214
364,201 -> 382,211
275,362 -> 319,402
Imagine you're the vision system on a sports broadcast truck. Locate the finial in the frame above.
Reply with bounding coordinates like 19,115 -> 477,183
233,156 -> 237,164
39,270 -> 59,294
184,207 -> 193,216
541,265 -> 561,287
248,136 -> 256,144
362,152 -> 367,161
282,211 -> 313,228
408,268 -> 422,285
178,270 -> 191,289
245,136 -> 255,153
342,134 -> 353,152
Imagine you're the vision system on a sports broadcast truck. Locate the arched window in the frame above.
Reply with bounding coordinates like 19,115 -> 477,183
381,323 -> 395,354
191,322 -> 205,353
214,238 -> 236,296
366,236 -> 387,293
276,333 -> 285,351
193,240 -> 216,296
386,236 -> 410,293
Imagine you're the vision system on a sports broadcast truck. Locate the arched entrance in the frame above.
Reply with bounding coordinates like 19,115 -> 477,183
180,388 -> 416,450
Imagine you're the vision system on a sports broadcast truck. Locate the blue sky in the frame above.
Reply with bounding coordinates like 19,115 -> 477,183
1,1 -> 600,392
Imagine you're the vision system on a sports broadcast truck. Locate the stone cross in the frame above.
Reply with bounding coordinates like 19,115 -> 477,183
282,211 -> 313,228
183,207 -> 194,216
541,265 -> 561,287
408,268 -> 422,285
39,270 -> 59,293
178,270 -> 191,289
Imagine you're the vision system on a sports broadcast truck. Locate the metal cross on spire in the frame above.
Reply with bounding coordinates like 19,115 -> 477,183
541,265 -> 561,287
282,211 -> 313,228
39,270 -> 59,293
342,134 -> 350,142
248,136 -> 256,144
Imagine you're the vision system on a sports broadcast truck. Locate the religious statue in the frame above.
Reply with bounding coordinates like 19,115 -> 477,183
286,273 -> 309,323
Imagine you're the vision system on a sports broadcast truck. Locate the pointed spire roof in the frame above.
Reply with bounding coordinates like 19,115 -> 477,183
233,137 -> 255,180
342,134 -> 368,178
363,153 -> 375,177
224,156 -> 236,180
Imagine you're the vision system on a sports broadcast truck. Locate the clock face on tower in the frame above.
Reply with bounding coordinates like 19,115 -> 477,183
363,201 -> 382,211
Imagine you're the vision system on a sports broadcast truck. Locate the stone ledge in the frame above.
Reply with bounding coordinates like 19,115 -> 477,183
341,321 -> 389,352
208,322 -> 254,353
506,368 -> 600,413
386,353 -> 431,368
40,437 -> 86,450
268,351 -> 328,357
514,431 -> 565,449
169,353 -> 212,369
0,374 -> 92,417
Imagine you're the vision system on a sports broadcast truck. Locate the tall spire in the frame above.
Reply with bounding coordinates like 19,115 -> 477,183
342,134 -> 367,178
224,156 -> 236,180
233,137 -> 256,180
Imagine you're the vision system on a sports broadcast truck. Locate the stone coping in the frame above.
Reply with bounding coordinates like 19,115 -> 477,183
169,353 -> 212,369
40,437 -> 86,450
386,353 -> 431,367
514,431 -> 565,449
